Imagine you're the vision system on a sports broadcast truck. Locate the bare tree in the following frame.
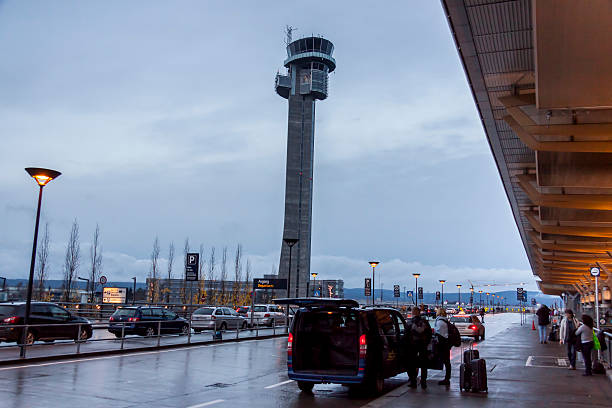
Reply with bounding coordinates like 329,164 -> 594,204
232,244 -> 242,306
220,247 -> 228,305
88,224 -> 103,302
35,222 -> 50,300
181,238 -> 190,303
198,243 -> 205,303
165,242 -> 174,303
208,247 -> 216,304
149,237 -> 160,303
243,258 -> 252,306
63,219 -> 80,302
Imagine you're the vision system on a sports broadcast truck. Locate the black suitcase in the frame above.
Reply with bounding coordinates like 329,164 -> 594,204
463,349 -> 480,362
459,362 -> 471,391
469,358 -> 488,392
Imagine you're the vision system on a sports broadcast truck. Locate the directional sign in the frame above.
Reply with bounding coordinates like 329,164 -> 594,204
418,287 -> 423,299
102,287 -> 126,304
253,278 -> 287,290
435,291 -> 441,301
393,285 -> 400,298
185,253 -> 199,281
365,278 -> 372,297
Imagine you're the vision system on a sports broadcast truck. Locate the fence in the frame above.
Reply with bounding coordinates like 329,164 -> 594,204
595,328 -> 612,368
0,316 -> 290,361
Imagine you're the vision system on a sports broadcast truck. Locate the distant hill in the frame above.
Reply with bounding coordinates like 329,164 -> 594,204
343,288 -> 560,307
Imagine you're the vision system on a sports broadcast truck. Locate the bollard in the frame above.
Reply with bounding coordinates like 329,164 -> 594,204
273,318 -> 276,335
236,324 -> 240,340
255,318 -> 259,338
76,323 -> 82,354
20,325 -> 29,359
157,321 -> 161,347
188,320 -> 192,344
121,322 -> 125,350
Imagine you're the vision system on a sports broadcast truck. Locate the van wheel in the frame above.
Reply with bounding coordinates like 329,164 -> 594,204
297,382 -> 314,393
368,372 -> 384,394
23,330 -> 36,345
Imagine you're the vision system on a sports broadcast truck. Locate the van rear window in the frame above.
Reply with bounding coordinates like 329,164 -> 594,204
297,310 -> 358,333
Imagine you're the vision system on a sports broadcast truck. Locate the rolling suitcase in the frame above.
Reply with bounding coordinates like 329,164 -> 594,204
459,362 -> 472,391
463,349 -> 480,362
469,358 -> 488,392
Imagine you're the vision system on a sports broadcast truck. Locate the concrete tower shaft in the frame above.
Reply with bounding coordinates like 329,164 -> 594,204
276,36 -> 335,298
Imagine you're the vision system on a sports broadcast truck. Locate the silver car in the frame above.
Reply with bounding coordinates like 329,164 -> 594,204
191,306 -> 247,332
249,304 -> 287,327
449,314 -> 485,340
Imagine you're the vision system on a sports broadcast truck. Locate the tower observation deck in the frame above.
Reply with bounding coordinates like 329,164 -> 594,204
276,36 -> 336,297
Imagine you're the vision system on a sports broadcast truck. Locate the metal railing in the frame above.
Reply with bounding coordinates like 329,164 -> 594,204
594,328 -> 612,368
0,316 -> 290,361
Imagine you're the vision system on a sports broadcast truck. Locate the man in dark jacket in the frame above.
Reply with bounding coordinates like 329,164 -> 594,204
536,304 -> 551,344
408,307 -> 432,389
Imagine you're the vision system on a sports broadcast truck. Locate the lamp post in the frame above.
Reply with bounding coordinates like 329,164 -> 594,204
311,273 -> 318,298
413,273 -> 421,307
486,292 -> 490,308
22,167 -> 61,358
369,262 -> 379,306
132,277 -> 137,305
439,280 -> 446,305
456,284 -> 462,308
284,238 -> 299,324
478,290 -> 483,308
470,286 -> 474,308
77,277 -> 90,303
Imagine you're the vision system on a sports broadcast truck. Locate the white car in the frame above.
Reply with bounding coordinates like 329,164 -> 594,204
191,306 -> 247,332
248,304 -> 287,327
449,314 -> 485,341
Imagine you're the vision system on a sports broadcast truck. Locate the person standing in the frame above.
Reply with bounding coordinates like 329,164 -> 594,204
434,308 -> 451,386
536,304 -> 551,344
408,307 -> 432,389
559,309 -> 580,370
576,315 -> 595,376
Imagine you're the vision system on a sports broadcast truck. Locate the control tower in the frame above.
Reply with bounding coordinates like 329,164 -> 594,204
275,36 -> 336,297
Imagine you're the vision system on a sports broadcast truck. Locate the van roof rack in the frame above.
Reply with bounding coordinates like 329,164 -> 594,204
273,298 -> 359,308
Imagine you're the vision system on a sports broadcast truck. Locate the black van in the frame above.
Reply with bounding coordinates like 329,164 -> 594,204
275,298 -> 410,394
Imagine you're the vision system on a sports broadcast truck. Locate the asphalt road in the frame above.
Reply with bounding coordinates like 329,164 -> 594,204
0,313 -> 519,408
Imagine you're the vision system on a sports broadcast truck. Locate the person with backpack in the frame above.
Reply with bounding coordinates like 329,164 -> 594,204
408,307 -> 432,389
536,304 -> 551,344
479,308 -> 485,323
434,308 -> 452,386
559,308 -> 580,370
576,315 -> 594,376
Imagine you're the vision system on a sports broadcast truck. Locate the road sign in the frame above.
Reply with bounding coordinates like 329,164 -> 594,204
418,287 -> 423,299
365,278 -> 372,296
253,278 -> 287,290
516,287 -> 524,301
531,298 -> 536,305
99,275 -> 107,285
393,285 -> 400,298
185,253 -> 199,281
407,290 -> 413,298
102,287 -> 126,303
590,266 -> 601,277
522,291 -> 527,302
435,291 -> 441,301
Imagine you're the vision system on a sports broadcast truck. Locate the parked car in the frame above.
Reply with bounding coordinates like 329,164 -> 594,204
191,306 -> 247,332
0,302 -> 92,344
236,306 -> 251,317
108,306 -> 189,337
449,314 -> 485,340
276,298 -> 410,394
250,304 -> 287,327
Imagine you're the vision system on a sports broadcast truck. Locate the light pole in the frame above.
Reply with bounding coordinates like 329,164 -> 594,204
478,290 -> 483,308
284,238 -> 299,324
311,273 -> 318,297
413,273 -> 420,307
439,280 -> 446,306
132,277 -> 137,305
22,167 -> 61,358
456,284 -> 462,307
470,287 -> 474,308
368,262 -> 379,306
486,292 -> 490,309
77,277 -> 90,303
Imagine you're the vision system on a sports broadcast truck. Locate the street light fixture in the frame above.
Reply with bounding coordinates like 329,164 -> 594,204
22,167 -> 61,358
311,272 -> 318,298
486,292 -> 490,307
478,290 -> 483,308
456,284 -> 462,306
439,280 -> 446,305
369,262 -> 379,306
77,277 -> 90,303
413,273 -> 421,307
283,238 -> 299,298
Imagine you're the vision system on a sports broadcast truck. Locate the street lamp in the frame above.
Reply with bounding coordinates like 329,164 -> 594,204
369,262 -> 379,306
470,287 -> 474,307
478,290 -> 483,308
413,273 -> 421,307
311,273 -> 318,298
22,167 -> 61,357
132,277 -> 137,305
456,284 -> 462,306
283,238 -> 299,298
439,280 -> 446,305
486,292 -> 490,308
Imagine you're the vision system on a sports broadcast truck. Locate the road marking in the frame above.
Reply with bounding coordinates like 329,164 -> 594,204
264,379 -> 294,389
557,358 -> 567,366
525,355 -> 533,366
187,399 -> 225,408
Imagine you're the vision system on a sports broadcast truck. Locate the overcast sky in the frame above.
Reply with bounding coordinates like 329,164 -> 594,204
0,1 -> 536,292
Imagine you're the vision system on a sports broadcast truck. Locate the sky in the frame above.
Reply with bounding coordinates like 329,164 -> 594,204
0,1 -> 536,293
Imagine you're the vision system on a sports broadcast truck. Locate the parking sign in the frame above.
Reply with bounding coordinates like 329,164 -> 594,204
185,253 -> 199,281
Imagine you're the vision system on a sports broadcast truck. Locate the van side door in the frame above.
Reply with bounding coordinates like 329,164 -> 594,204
374,310 -> 400,376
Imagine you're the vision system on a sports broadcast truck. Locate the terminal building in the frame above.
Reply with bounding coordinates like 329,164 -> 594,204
443,0 -> 612,320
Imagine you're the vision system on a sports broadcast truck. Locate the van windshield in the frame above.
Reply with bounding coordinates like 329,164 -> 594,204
293,309 -> 359,375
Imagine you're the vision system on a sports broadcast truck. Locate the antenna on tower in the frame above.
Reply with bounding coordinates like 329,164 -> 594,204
285,25 -> 296,46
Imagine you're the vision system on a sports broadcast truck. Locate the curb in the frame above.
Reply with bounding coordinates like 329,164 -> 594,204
0,333 -> 287,367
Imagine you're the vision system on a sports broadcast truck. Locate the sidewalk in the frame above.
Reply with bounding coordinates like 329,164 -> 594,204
366,314 -> 611,408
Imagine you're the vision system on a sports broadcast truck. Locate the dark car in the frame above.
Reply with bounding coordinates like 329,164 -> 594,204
0,302 -> 92,344
108,306 -> 189,337
236,306 -> 251,316
276,298 -> 410,394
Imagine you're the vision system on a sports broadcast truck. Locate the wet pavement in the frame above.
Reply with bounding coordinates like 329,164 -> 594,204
366,313 -> 612,408
0,313 -> 525,408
